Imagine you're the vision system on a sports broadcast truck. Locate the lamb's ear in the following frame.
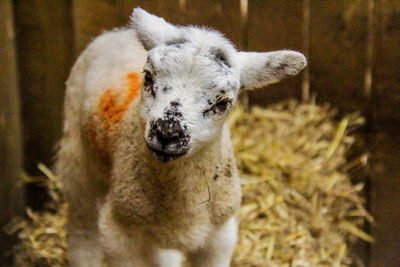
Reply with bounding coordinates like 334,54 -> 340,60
238,50 -> 307,90
130,8 -> 180,50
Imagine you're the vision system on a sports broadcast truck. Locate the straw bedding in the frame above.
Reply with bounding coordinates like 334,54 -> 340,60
6,100 -> 372,267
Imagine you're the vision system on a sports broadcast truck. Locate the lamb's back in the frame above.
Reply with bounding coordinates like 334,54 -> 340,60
64,28 -> 147,164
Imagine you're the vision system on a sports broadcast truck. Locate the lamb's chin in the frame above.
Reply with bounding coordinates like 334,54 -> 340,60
147,145 -> 186,163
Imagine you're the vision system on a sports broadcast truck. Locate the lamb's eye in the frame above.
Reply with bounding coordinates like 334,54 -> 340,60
215,99 -> 229,113
143,70 -> 156,97
216,53 -> 226,63
203,98 -> 232,117
213,49 -> 230,67
144,71 -> 154,86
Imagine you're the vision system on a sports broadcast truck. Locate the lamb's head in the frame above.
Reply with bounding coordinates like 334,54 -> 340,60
131,8 -> 307,162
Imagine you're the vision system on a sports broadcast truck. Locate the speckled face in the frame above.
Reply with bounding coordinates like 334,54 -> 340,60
132,8 -> 307,162
140,40 -> 241,162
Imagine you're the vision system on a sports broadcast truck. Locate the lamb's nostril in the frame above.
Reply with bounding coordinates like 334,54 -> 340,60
155,129 -> 167,143
172,123 -> 183,136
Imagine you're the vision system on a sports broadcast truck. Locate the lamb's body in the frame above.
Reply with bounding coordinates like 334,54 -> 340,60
56,8 -> 306,266
56,28 -> 241,266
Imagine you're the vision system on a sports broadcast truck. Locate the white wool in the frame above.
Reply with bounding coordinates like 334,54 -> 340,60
55,8 -> 306,267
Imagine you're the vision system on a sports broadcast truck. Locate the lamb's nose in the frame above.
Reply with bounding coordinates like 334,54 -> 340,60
151,119 -> 188,150
154,118 -> 185,147
147,117 -> 190,161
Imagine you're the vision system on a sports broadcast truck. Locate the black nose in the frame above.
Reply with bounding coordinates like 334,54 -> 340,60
147,118 -> 190,160
154,118 -> 185,147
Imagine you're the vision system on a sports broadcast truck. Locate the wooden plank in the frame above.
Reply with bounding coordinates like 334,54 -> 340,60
369,131 -> 400,266
182,0 -> 242,48
73,0 -> 122,55
309,0 -> 368,114
309,2 -> 371,263
247,0 -> 304,106
13,0 -> 74,176
369,2 -> 400,265
121,0 -> 181,25
373,0 -> 400,128
308,2 -> 375,264
121,0 -> 242,46
0,0 -> 24,263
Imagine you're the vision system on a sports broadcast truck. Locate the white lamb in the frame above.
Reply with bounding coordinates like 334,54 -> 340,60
55,8 -> 306,267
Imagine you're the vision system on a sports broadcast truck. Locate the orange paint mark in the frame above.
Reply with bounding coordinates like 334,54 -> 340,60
126,72 -> 142,107
90,72 -> 142,163
99,72 -> 142,126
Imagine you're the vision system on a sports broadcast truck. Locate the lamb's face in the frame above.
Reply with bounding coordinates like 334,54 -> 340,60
140,38 -> 240,162
131,8 -> 307,162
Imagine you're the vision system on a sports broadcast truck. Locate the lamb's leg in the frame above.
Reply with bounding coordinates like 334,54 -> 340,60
99,201 -> 155,267
152,249 -> 183,267
64,182 -> 106,267
56,140 -> 106,266
187,217 -> 238,267
66,211 -> 103,267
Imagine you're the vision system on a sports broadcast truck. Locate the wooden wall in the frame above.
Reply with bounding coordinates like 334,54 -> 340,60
3,0 -> 400,265
0,0 -> 24,263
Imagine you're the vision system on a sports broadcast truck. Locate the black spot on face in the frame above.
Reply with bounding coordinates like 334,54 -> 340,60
203,98 -> 232,116
225,164 -> 232,177
170,101 -> 181,108
214,174 -> 219,180
220,90 -> 226,94
163,86 -> 172,93
164,109 -> 183,121
210,48 -> 231,68
166,38 -> 188,47
276,63 -> 289,71
150,85 -> 159,98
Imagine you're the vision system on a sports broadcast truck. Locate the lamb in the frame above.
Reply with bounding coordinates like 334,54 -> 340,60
55,8 -> 306,267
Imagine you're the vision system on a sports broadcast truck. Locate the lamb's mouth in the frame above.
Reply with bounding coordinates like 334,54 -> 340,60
146,144 -> 187,163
